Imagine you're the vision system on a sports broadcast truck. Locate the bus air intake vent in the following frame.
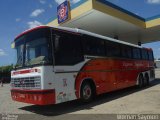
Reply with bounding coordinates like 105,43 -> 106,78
11,76 -> 41,89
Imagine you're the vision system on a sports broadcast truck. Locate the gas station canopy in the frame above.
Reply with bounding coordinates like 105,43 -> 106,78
47,0 -> 160,45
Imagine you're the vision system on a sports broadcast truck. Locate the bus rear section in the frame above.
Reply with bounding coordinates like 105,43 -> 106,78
11,26 -> 155,105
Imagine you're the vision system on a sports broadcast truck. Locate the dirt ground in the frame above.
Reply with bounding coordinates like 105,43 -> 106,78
0,69 -> 160,120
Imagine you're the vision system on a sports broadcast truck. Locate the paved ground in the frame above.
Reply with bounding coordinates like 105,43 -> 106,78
0,70 -> 160,120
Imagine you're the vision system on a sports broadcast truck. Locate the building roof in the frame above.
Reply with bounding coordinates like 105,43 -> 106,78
47,0 -> 160,45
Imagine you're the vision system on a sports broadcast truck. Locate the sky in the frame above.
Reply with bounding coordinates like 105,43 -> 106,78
0,0 -> 160,66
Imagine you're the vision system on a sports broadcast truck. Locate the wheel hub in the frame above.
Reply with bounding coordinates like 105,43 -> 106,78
83,85 -> 91,100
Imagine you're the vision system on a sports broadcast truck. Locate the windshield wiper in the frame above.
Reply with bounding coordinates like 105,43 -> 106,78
25,60 -> 34,68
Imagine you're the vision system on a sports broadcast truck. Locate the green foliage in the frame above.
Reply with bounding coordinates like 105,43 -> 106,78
0,64 -> 13,79
0,65 -> 13,72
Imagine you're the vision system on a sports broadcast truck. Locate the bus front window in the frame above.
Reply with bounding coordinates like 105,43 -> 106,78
14,36 -> 25,68
16,44 -> 24,68
14,28 -> 52,68
25,37 -> 49,66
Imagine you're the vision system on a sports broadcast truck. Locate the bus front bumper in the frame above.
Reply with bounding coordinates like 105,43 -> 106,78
11,89 -> 55,105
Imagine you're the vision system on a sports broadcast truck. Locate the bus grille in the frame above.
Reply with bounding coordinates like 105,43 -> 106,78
11,76 -> 41,89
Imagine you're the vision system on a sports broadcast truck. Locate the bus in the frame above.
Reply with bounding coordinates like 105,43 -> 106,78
11,26 -> 155,105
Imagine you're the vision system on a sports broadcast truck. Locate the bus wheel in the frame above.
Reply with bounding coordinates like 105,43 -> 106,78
144,74 -> 149,86
80,81 -> 93,103
138,74 -> 144,88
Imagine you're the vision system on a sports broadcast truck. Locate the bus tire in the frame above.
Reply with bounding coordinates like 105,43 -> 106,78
138,74 -> 144,88
80,81 -> 94,103
144,73 -> 149,86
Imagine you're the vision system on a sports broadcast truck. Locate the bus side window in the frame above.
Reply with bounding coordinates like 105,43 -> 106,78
53,32 -> 84,65
133,48 -> 141,59
126,47 -> 132,59
121,45 -> 126,58
54,35 -> 60,53
141,49 -> 148,60
148,50 -> 154,61
106,41 -> 121,57
151,51 -> 154,61
121,45 -> 132,59
83,36 -> 105,56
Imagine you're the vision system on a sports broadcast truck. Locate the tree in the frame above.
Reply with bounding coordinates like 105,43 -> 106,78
0,64 -> 13,83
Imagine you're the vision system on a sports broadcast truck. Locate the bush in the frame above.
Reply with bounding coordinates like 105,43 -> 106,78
0,65 -> 13,83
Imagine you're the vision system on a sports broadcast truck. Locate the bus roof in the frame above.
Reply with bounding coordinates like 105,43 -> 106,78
15,25 -> 143,49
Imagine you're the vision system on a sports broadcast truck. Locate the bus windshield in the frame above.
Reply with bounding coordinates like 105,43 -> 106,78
14,28 -> 52,68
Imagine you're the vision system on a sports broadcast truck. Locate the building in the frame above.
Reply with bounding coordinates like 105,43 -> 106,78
47,0 -> 160,45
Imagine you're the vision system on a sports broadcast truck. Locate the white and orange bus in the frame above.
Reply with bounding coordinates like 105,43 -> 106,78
11,26 -> 155,105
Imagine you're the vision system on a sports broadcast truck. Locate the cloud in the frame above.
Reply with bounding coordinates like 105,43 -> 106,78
30,9 -> 45,17
39,0 -> 46,4
15,18 -> 21,22
49,4 -> 53,8
71,0 -> 81,4
55,0 -> 65,5
27,20 -> 42,29
147,0 -> 160,4
54,0 -> 81,5
0,49 -> 7,56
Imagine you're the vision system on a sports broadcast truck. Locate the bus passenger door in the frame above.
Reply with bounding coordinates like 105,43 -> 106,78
52,30 -> 84,103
